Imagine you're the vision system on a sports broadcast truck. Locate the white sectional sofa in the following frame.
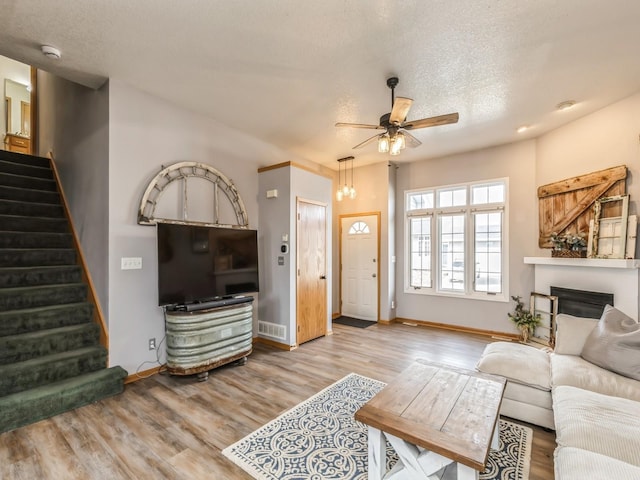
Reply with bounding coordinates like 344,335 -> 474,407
477,307 -> 640,479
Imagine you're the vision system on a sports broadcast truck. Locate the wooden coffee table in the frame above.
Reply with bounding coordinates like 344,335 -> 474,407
355,360 -> 506,480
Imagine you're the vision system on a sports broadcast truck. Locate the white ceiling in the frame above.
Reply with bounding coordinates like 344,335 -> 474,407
2,1 -> 640,169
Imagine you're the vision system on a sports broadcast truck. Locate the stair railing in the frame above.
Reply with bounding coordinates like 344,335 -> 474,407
47,152 -> 109,350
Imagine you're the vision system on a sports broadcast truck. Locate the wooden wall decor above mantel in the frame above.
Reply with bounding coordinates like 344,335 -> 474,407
538,165 -> 627,248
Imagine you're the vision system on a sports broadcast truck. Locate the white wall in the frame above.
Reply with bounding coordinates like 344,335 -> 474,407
258,167 -> 292,340
258,164 -> 332,346
37,72 -> 110,315
536,92 -> 640,257
107,80 -> 291,374
395,140 -> 538,334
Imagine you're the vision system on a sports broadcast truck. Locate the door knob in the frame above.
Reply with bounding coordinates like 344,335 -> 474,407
372,273 -> 377,278
320,275 -> 326,280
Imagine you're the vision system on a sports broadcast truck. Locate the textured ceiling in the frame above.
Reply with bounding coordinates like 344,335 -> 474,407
1,1 -> 640,169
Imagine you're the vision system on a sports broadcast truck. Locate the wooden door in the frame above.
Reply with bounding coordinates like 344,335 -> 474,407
341,214 -> 379,321
296,199 -> 327,345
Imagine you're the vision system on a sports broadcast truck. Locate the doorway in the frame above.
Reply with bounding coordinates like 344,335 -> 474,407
340,213 -> 380,322
296,198 -> 328,345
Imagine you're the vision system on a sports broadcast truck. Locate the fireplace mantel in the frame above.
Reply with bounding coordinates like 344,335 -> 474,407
524,257 -> 640,269
524,256 -> 640,320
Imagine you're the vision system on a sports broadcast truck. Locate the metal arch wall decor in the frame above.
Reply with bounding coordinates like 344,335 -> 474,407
137,161 -> 249,227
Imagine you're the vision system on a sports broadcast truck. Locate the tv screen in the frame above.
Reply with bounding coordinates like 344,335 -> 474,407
157,223 -> 259,306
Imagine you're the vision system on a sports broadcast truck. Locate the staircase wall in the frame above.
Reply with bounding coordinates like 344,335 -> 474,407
37,71 -> 110,317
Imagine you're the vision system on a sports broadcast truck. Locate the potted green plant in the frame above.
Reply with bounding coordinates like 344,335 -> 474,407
507,295 -> 541,343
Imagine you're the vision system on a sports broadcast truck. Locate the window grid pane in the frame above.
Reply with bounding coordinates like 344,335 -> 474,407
410,217 -> 431,288
440,214 -> 465,291
348,221 -> 370,235
472,183 -> 505,205
437,187 -> 467,208
408,192 -> 434,210
474,211 -> 502,293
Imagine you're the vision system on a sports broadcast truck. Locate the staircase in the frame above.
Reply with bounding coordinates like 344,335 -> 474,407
0,149 -> 127,434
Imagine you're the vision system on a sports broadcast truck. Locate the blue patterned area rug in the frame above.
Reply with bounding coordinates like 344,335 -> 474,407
222,373 -> 532,480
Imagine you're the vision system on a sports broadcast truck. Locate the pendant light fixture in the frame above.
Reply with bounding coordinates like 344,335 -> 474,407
336,156 -> 356,201
336,160 -> 344,201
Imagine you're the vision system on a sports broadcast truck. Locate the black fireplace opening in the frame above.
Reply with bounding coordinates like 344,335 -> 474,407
550,286 -> 613,319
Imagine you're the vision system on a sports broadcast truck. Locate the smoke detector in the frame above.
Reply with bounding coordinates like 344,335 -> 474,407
41,45 -> 61,60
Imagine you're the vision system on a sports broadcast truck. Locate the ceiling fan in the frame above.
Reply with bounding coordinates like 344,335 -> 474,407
335,77 -> 459,155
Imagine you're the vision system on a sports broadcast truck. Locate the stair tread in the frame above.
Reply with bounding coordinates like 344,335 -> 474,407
0,366 -> 127,402
0,282 -> 86,293
0,247 -> 75,252
0,171 -> 56,184
0,322 -> 97,341
0,265 -> 80,273
0,151 -> 50,168
0,346 -> 106,372
0,302 -> 92,318
0,213 -> 67,222
0,185 -> 60,203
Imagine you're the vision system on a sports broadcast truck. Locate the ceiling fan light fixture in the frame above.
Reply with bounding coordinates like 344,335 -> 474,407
390,135 -> 403,156
378,133 -> 390,153
395,132 -> 406,150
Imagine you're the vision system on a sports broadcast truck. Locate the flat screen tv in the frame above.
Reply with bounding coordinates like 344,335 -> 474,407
157,222 -> 259,306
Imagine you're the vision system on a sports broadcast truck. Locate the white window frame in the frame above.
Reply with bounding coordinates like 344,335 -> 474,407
404,178 -> 509,303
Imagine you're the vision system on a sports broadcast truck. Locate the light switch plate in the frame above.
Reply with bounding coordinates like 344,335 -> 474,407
121,257 -> 143,270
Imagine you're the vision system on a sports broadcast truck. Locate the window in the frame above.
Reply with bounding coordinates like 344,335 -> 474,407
405,179 -> 508,301
348,221 -> 370,235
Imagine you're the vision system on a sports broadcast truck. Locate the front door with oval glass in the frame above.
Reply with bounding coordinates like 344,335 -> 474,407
341,215 -> 379,321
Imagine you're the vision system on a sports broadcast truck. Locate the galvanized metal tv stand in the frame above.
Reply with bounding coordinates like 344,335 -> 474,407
164,296 -> 253,381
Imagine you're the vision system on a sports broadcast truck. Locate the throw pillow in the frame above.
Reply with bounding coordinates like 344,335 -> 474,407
581,305 -> 640,381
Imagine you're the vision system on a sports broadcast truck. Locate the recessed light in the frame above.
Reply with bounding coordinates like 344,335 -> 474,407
41,45 -> 61,60
516,125 -> 530,134
556,100 -> 576,111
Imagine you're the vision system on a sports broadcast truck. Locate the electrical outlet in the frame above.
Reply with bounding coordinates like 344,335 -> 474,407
148,338 -> 156,350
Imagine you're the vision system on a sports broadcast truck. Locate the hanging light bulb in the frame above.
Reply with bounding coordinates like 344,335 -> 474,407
390,135 -> 402,156
336,158 -> 343,201
378,133 -> 390,153
349,157 -> 356,198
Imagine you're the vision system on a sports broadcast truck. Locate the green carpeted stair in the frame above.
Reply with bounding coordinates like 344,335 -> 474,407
0,149 -> 127,434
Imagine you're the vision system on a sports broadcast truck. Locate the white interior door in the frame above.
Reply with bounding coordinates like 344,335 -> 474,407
341,215 -> 378,321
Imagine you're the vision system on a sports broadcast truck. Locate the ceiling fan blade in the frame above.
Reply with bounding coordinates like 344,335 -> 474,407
352,133 -> 381,149
335,122 -> 385,130
403,131 -> 422,148
390,97 -> 413,124
402,112 -> 459,130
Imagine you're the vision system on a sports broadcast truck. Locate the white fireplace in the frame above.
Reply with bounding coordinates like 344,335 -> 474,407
524,257 -> 640,320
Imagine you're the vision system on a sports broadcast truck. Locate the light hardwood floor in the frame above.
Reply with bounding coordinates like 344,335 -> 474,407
0,322 -> 555,479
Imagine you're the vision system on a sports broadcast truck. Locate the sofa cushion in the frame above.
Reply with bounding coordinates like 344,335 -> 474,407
554,313 -> 597,355
476,341 -> 550,390
553,385 -> 640,466
555,446 -> 640,480
581,305 -> 640,381
551,354 -> 640,402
